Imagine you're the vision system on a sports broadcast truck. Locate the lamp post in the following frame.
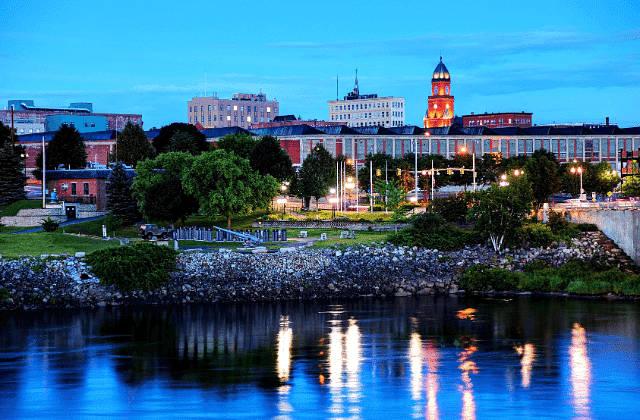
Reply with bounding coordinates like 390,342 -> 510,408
460,143 -> 476,192
571,166 -> 583,196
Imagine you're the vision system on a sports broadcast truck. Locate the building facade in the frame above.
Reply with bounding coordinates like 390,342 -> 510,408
328,71 -> 405,128
463,112 -> 532,128
188,93 -> 279,130
1,100 -> 142,135
424,58 -> 455,128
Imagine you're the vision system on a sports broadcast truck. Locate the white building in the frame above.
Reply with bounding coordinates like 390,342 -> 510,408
188,92 -> 279,130
328,71 -> 405,128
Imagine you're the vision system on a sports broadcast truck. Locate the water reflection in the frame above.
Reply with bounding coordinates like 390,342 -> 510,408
1,297 -> 639,419
570,323 -> 591,420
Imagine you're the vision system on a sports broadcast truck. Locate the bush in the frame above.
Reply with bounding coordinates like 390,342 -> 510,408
430,194 -> 471,223
459,265 -> 523,291
41,217 -> 60,232
387,212 -> 476,250
103,212 -> 123,235
576,223 -> 598,232
547,210 -> 569,233
519,223 -> 554,247
85,242 -> 178,291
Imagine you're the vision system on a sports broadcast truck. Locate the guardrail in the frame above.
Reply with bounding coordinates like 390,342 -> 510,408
555,200 -> 640,211
174,227 -> 288,243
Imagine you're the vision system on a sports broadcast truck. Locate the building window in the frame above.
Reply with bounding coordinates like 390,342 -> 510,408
208,105 -> 211,111
201,106 -> 204,112
71,183 -> 77,196
189,107 -> 192,112
83,183 -> 89,196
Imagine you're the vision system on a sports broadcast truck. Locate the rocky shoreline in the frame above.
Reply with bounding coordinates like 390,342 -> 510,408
0,231 -> 635,311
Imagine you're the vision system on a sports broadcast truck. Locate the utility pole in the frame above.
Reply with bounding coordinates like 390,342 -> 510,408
42,136 -> 46,209
369,160 -> 373,212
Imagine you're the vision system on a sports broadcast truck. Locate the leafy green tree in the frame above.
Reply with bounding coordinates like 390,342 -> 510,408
468,173 -> 533,251
131,152 -> 197,223
592,161 -> 620,197
215,133 -> 257,159
291,144 -> 335,210
621,175 -> 640,197
142,175 -> 200,224
0,150 -> 26,206
168,131 -> 203,155
152,122 -> 208,155
373,179 -> 406,215
523,149 -> 561,210
109,121 -> 155,167
105,162 -> 139,225
249,135 -> 294,182
35,124 -> 87,179
183,150 -> 279,229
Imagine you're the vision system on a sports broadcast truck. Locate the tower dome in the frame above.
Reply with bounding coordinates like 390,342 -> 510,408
432,57 -> 450,82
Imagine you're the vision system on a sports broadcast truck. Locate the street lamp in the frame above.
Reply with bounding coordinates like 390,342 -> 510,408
571,166 -> 583,196
459,144 -> 476,192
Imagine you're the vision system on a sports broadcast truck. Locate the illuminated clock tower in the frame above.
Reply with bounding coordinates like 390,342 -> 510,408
423,57 -> 454,128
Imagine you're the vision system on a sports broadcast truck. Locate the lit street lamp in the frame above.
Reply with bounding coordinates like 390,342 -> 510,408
571,166 -> 583,196
459,144 -> 476,192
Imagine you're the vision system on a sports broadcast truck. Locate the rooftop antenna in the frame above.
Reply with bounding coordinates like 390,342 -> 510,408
336,74 -> 339,100
204,73 -> 207,97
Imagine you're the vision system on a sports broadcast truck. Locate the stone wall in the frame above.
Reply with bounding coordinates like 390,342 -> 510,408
0,203 -> 106,227
566,209 -> 640,265
252,220 -> 408,231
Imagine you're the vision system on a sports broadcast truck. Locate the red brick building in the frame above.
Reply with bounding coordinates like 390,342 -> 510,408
463,112 -> 533,128
424,57 -> 455,128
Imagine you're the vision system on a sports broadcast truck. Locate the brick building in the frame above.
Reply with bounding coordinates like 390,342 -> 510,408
251,114 -> 343,129
188,93 -> 279,130
463,112 -> 533,128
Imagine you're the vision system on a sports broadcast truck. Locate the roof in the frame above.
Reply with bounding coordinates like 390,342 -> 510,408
201,127 -> 253,138
249,124 -> 326,137
45,168 -> 136,180
623,127 -> 640,135
388,125 -> 426,135
432,58 -> 451,82
588,126 -> 627,135
318,125 -> 361,135
16,130 -> 115,143
145,128 -> 162,140
351,126 -> 396,135
523,126 -> 564,136
491,127 -> 531,136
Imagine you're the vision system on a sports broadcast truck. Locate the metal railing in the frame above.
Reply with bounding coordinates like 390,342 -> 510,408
174,227 -> 288,243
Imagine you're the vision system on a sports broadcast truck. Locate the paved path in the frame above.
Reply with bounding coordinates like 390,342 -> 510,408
11,216 -> 106,234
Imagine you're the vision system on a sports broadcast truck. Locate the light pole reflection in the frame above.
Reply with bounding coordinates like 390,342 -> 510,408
459,341 -> 478,420
570,323 -> 591,420
515,344 -> 535,388
425,341 -> 440,420
276,316 -> 294,418
328,321 -> 344,416
327,316 -> 362,418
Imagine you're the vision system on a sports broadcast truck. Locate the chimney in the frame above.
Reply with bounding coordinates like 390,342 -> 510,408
606,117 -> 610,126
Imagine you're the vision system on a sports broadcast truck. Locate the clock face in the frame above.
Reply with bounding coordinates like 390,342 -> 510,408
434,86 -> 438,95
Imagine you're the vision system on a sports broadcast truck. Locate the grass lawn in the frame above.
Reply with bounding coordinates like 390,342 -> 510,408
0,232 -> 120,258
0,200 -> 42,217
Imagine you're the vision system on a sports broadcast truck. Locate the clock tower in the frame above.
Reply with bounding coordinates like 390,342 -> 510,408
423,57 -> 454,128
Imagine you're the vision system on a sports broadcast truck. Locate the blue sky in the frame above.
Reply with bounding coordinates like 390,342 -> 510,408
1,0 -> 638,129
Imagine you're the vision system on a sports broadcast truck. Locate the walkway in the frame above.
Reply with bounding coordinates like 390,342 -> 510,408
11,216 -> 106,234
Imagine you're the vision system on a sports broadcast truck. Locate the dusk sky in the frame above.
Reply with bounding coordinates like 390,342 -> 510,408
1,0 -> 638,129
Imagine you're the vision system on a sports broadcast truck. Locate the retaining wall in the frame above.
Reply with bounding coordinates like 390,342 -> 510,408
252,220 -> 408,231
566,209 -> 640,265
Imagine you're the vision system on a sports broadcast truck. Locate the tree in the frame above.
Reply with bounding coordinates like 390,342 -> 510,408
373,179 -> 406,215
168,131 -> 203,155
152,122 -> 208,155
0,121 -> 12,150
131,152 -> 197,223
183,150 -> 279,229
290,144 -> 335,210
621,175 -> 640,197
468,173 -> 533,252
592,161 -> 620,197
35,124 -> 87,179
523,149 -> 561,210
249,135 -> 294,182
0,150 -> 26,206
110,121 -> 155,167
215,133 -> 257,159
105,162 -> 139,225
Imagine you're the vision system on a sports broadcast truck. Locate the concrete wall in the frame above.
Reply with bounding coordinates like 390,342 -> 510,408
1,203 -> 106,227
566,209 -> 640,264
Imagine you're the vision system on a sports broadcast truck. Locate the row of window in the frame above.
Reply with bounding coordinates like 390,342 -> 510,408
468,118 -> 531,126
330,101 -> 403,112
65,182 -> 90,196
190,105 -> 274,113
331,111 -> 403,121
345,121 -> 404,128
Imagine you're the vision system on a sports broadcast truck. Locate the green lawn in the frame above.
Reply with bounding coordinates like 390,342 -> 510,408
0,232 -> 120,258
0,200 -> 42,217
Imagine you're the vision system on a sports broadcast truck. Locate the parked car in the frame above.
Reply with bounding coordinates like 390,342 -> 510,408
139,224 -> 174,240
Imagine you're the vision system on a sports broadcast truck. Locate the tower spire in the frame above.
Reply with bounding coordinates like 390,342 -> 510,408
354,68 -> 359,95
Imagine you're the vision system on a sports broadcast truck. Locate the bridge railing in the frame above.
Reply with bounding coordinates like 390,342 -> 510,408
555,200 -> 640,211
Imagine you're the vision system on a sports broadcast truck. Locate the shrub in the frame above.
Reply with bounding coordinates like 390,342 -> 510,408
547,210 -> 569,233
519,223 -> 554,247
387,212 -> 475,250
103,212 -> 123,235
576,223 -> 598,232
85,242 -> 178,291
429,194 -> 471,223
459,265 -> 523,291
41,217 -> 60,232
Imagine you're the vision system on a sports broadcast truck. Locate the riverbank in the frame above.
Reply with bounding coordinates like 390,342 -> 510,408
0,231 -> 635,310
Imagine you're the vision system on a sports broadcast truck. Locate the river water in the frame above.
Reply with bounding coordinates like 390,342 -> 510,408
1,296 -> 639,419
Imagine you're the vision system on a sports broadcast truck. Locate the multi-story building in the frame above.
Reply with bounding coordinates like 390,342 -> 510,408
188,93 -> 279,130
251,114 -> 344,129
424,57 -> 455,128
328,71 -> 405,128
1,100 -> 142,134
463,112 -> 533,128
